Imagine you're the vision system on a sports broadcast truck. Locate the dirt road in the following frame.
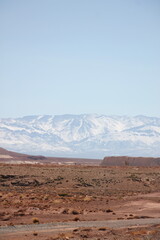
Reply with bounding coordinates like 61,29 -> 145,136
1,218 -> 160,237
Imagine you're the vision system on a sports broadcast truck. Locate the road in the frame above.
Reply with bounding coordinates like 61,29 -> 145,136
0,218 -> 160,237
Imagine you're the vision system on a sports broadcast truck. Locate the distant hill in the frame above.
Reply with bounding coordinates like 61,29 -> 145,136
101,156 -> 160,167
0,114 -> 160,158
0,147 -> 46,161
0,147 -> 101,165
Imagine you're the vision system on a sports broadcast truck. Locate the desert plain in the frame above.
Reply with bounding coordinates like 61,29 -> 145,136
0,160 -> 160,240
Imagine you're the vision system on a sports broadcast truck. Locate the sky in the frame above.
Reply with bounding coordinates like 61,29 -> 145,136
0,0 -> 160,118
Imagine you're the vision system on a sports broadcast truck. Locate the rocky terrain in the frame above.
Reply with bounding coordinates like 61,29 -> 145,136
0,162 -> 160,239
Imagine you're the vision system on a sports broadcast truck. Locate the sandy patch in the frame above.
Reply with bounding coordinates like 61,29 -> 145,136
0,155 -> 13,159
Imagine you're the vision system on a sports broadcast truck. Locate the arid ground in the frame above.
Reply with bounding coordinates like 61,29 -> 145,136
0,163 -> 160,239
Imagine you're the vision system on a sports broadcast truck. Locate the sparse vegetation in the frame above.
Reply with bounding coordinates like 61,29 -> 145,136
128,174 -> 142,182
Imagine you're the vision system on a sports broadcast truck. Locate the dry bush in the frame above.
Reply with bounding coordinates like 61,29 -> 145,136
99,227 -> 107,231
106,209 -> 113,213
32,217 -> 39,224
71,209 -> 79,215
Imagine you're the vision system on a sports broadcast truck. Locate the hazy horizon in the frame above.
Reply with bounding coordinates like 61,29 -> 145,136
0,113 -> 160,120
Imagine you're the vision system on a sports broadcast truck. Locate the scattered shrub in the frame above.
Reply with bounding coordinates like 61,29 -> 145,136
106,209 -> 113,213
32,218 -> 39,224
71,210 -> 79,215
58,193 -> 69,197
99,227 -> 106,231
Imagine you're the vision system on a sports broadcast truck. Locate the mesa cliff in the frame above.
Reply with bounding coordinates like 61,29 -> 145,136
101,156 -> 160,167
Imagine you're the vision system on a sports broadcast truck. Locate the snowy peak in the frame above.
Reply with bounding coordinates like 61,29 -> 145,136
0,114 -> 160,158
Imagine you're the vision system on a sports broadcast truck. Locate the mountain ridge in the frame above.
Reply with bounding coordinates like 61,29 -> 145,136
0,114 -> 160,158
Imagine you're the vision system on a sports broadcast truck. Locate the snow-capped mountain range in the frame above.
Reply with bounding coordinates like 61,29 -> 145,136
0,114 -> 160,158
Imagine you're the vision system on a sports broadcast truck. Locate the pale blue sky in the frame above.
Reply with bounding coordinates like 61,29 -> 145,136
1,0 -> 160,118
